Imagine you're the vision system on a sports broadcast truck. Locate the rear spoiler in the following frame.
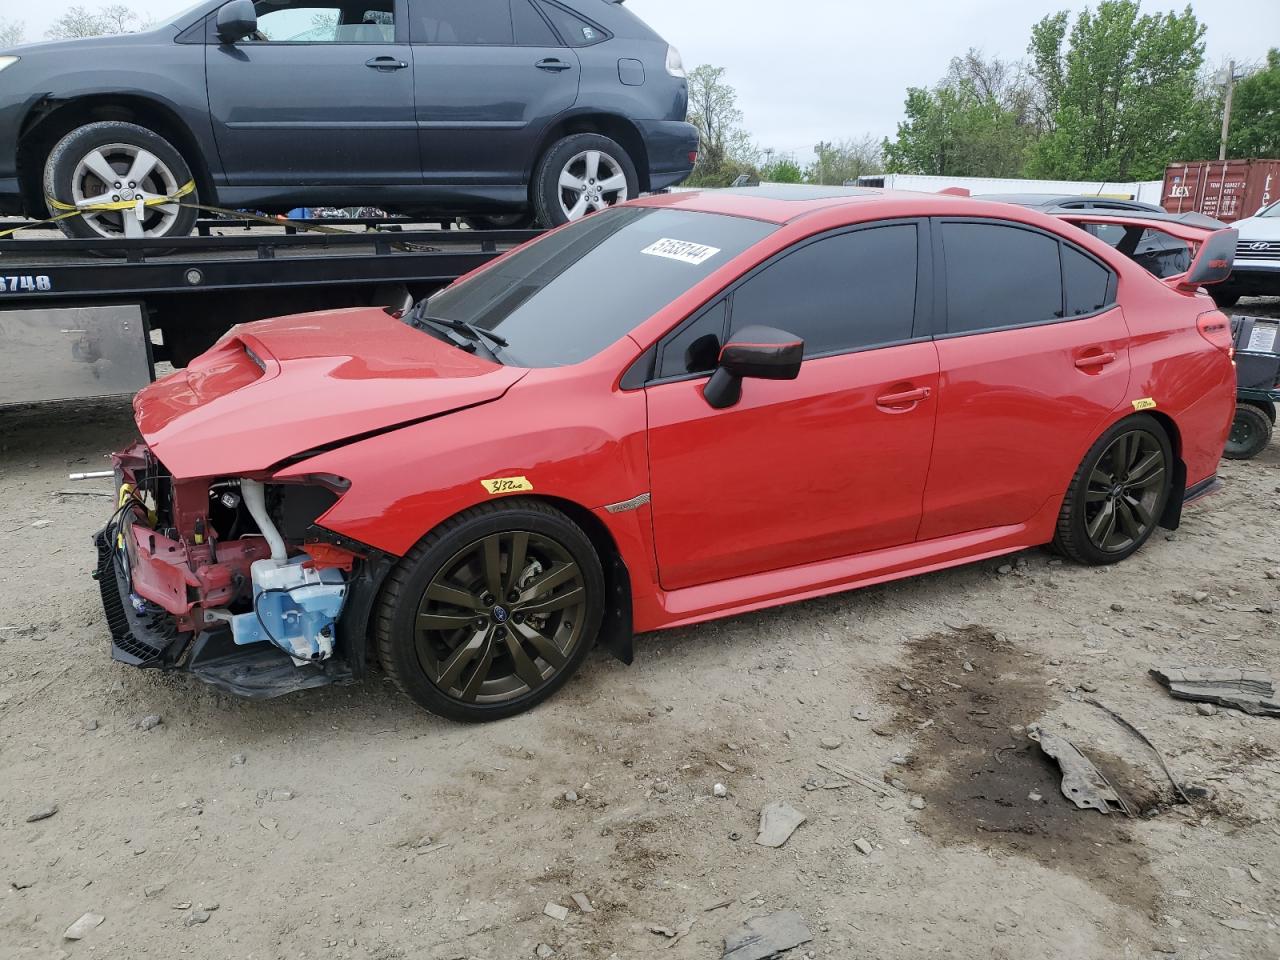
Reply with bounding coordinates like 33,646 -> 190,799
1178,227 -> 1238,291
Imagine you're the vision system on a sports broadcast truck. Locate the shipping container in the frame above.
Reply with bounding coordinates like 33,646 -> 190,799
1161,160 -> 1280,223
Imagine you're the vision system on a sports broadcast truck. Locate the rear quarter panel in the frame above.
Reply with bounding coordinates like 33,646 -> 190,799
1111,270 -> 1235,486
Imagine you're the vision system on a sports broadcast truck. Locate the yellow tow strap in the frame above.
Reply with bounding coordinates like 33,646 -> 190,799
0,179 -> 385,240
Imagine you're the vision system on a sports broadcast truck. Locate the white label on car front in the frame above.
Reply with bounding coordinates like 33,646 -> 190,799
1246,322 -> 1277,354
641,238 -> 721,266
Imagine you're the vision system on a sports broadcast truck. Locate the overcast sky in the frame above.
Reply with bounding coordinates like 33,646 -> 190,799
2,0 -> 1275,159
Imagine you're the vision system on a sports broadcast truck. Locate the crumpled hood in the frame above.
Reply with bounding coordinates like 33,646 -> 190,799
136,307 -> 527,478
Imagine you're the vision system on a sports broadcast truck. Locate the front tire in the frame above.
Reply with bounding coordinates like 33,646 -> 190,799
531,133 -> 638,228
375,500 -> 604,722
1224,404 -> 1273,460
43,121 -> 198,241
1053,415 -> 1173,565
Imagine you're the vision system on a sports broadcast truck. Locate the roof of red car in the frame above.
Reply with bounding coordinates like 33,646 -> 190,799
631,185 -> 979,224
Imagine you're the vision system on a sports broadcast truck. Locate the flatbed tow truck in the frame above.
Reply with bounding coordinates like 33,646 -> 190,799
0,215 -> 541,406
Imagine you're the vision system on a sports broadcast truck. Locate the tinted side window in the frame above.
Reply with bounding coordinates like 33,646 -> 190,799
942,222 -> 1062,334
513,0 -> 557,44
1062,246 -> 1112,316
414,0 -> 513,44
254,0 -> 395,41
729,224 -> 918,357
658,301 -> 726,379
537,0 -> 604,45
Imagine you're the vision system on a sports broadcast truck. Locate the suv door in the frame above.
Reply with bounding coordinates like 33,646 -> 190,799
408,0 -> 580,188
206,0 -> 420,187
645,221 -> 940,591
918,218 -> 1130,541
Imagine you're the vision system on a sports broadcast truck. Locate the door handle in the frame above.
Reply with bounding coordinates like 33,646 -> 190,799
365,56 -> 408,70
876,386 -> 931,407
535,58 -> 572,72
1075,352 -> 1117,369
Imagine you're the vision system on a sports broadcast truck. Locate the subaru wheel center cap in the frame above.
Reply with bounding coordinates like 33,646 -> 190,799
492,605 -> 510,624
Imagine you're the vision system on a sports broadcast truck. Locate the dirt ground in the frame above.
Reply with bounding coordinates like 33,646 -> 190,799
2,300 -> 1279,960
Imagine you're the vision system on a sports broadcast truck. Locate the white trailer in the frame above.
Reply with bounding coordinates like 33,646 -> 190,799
855,173 -> 1164,204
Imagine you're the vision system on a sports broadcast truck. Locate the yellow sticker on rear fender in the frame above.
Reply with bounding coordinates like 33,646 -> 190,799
481,476 -> 533,495
1132,398 -> 1157,411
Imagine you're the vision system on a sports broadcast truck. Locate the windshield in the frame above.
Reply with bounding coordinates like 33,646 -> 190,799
421,207 -> 777,367
1259,201 -> 1280,218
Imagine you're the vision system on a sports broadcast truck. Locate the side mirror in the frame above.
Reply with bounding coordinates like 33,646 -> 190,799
216,0 -> 258,43
703,325 -> 803,409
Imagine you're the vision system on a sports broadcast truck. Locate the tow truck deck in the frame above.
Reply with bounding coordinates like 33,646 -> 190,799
0,216 -> 542,405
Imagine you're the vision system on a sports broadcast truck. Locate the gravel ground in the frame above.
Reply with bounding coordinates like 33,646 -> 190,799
1,299 -> 1278,960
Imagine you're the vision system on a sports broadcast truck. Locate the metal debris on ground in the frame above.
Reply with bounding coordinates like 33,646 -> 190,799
25,804 -> 57,823
722,909 -> 813,960
1084,697 -> 1192,805
1149,667 -> 1280,716
755,802 -> 806,848
1030,728 -> 1133,816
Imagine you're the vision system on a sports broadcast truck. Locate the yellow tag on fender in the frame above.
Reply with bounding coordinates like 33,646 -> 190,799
481,476 -> 533,495
1132,397 -> 1157,411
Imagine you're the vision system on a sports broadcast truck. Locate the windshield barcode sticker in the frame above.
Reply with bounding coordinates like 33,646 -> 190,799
641,238 -> 722,266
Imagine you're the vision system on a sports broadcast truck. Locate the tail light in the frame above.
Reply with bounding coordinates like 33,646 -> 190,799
665,45 -> 686,78
1196,310 -> 1234,359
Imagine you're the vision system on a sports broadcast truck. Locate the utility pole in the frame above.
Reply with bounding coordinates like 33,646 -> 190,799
1218,60 -> 1236,161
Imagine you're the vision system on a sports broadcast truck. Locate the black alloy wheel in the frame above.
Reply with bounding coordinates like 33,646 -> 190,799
415,531 -> 587,702
1054,415 -> 1173,565
377,500 -> 603,721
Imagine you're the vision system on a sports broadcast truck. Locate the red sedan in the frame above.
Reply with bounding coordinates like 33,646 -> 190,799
98,187 -> 1239,721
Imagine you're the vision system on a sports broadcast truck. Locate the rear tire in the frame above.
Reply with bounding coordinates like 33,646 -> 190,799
44,121 -> 198,241
463,213 -> 536,230
1224,404 -> 1273,460
531,133 -> 638,228
375,500 -> 604,722
1053,415 -> 1173,566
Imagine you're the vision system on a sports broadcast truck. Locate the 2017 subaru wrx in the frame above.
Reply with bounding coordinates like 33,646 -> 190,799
95,188 -> 1239,722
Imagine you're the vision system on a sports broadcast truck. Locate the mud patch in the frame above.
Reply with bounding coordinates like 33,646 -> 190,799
885,626 -> 1159,915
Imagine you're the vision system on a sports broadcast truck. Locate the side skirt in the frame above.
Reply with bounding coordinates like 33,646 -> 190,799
646,500 -> 1063,633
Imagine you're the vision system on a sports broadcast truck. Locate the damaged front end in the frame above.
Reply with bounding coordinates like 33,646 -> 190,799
94,442 -> 391,698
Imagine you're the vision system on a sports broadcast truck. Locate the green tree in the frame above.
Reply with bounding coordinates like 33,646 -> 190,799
1025,1 -> 1207,180
806,135 -> 882,184
685,65 -> 758,187
883,49 -> 1036,177
1227,49 -> 1280,158
760,157 -> 804,183
883,82 -> 1034,177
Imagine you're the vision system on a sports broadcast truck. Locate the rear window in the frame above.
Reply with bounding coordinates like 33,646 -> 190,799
537,0 -> 605,45
423,207 -> 776,367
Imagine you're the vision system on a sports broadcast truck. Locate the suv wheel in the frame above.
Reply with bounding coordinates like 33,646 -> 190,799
1224,404 -> 1273,460
43,121 -> 199,241
376,499 -> 604,722
532,133 -> 638,227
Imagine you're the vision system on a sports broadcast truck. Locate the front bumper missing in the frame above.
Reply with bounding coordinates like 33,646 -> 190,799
93,524 -> 354,699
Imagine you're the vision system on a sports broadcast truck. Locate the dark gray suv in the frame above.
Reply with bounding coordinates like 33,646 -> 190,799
0,0 -> 697,239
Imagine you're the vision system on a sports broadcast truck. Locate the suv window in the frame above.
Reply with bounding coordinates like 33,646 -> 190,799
657,301 -> 727,379
537,0 -> 604,45
942,222 -> 1062,334
513,0 -> 558,45
255,0 -> 395,41
729,224 -> 919,357
413,0 -> 513,44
